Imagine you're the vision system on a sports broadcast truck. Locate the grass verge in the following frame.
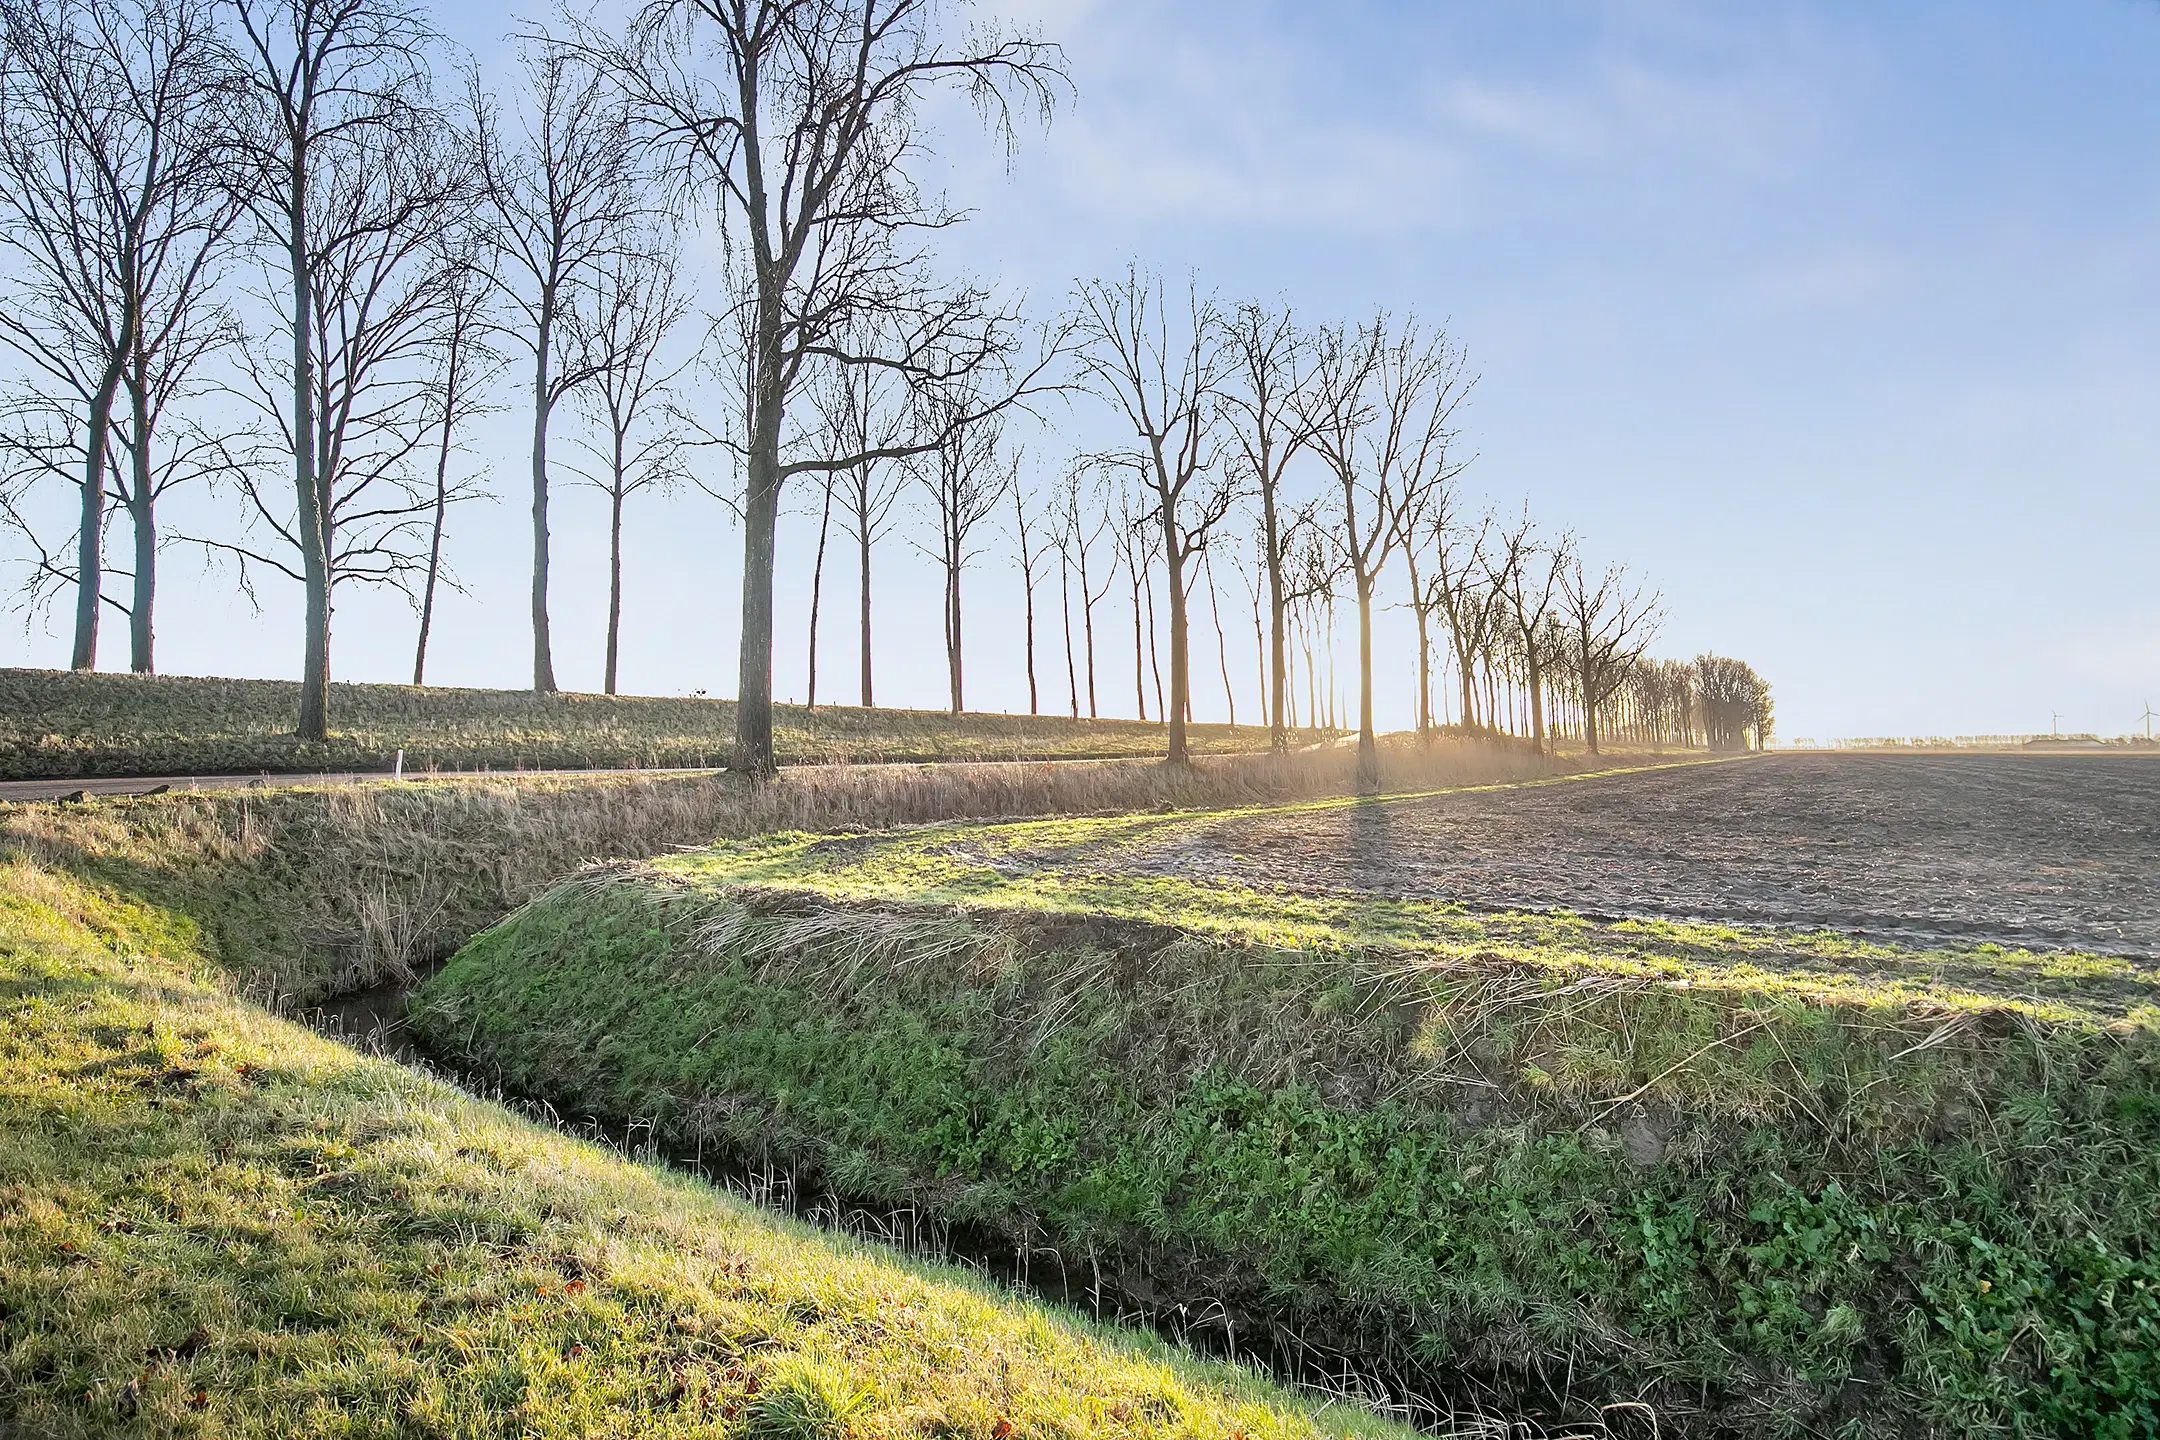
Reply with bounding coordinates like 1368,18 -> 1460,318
411,786 -> 2160,1438
0,855 -> 1414,1439
0,667 -> 1323,778
0,737 -> 1613,1005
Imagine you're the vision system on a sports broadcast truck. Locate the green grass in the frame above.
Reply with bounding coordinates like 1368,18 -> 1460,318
0,856 -> 1413,1440
411,781 -> 2160,1438
0,667 -> 1316,779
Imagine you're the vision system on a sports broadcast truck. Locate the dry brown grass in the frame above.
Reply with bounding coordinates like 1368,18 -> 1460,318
0,734 -> 1624,1004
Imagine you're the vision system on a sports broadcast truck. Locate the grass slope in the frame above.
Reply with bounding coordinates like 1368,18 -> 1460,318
0,737 -> 1580,1006
0,856 -> 1410,1440
0,668 -> 1312,779
413,776 -> 2160,1438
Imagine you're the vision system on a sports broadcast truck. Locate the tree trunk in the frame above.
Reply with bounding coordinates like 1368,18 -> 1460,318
1526,645 -> 1546,754
1060,550 -> 1078,718
945,558 -> 963,714
604,476 -> 625,696
857,499 -> 874,707
290,159 -> 330,744
70,385 -> 118,670
1354,569 -> 1377,792
1129,564 -> 1146,721
806,475 -> 833,709
126,379 -> 155,673
414,328 -> 463,687
1580,638 -> 1600,756
1015,490 -> 1037,715
1160,519 -> 1190,765
1404,554 -> 1427,742
1457,638 -> 1477,732
1205,551 -> 1235,728
1260,485 -> 1286,752
734,389 -> 784,777
529,298 -> 558,693
1144,559 -> 1166,728
1079,550 -> 1098,719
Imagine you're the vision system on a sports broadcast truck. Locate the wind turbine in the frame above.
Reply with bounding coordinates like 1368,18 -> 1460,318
2141,702 -> 2156,742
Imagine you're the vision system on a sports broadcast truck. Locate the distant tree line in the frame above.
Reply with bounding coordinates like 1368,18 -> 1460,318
0,0 -> 1772,775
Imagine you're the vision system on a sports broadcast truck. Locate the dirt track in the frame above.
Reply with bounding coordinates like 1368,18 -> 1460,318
1093,753 -> 2160,958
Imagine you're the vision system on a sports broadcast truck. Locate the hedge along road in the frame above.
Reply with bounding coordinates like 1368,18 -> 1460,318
964,750 -> 2160,959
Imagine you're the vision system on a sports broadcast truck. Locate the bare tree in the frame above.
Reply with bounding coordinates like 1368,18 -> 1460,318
219,15 -> 473,730
0,0 -> 243,670
911,393 -> 1010,714
1052,464 -> 1113,719
1484,506 -> 1570,755
811,354 -> 905,707
1221,301 -> 1307,751
1426,510 -> 1498,732
1007,464 -> 1046,713
1300,314 -> 1472,790
1560,555 -> 1661,755
472,45 -> 640,694
411,241 -> 498,685
1071,269 -> 1234,763
573,235 -> 687,696
1696,653 -> 1772,751
227,0 -> 442,740
593,0 -> 1064,776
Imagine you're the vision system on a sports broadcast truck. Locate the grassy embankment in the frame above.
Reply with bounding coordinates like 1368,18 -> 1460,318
0,734 -> 1585,1004
0,859 -> 1409,1439
0,735 -> 1583,1436
414,777 -> 2160,1438
0,667 -> 1321,779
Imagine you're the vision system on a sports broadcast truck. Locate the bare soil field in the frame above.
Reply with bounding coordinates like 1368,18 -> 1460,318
1086,752 -> 2160,958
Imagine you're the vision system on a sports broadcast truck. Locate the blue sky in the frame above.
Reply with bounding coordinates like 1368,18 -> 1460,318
7,0 -> 2159,740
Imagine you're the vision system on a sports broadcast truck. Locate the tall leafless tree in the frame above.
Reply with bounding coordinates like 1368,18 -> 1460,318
912,392 -> 1010,715
1221,300 -> 1307,751
473,44 -> 641,694
573,234 -> 687,696
227,0 -> 442,740
1300,314 -> 1471,790
1560,554 -> 1661,754
218,24 -> 473,731
0,0 -> 243,670
1485,506 -> 1570,755
1071,269 -> 1234,762
811,352 -> 905,708
593,0 -> 1064,775
1053,463 -> 1112,719
411,240 -> 498,686
1007,464 -> 1046,714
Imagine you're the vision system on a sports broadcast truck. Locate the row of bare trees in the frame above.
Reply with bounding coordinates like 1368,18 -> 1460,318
0,0 -> 708,739
2,0 -> 1771,776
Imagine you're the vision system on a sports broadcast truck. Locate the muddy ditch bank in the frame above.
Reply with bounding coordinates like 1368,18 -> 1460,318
299,972 -> 1630,1440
